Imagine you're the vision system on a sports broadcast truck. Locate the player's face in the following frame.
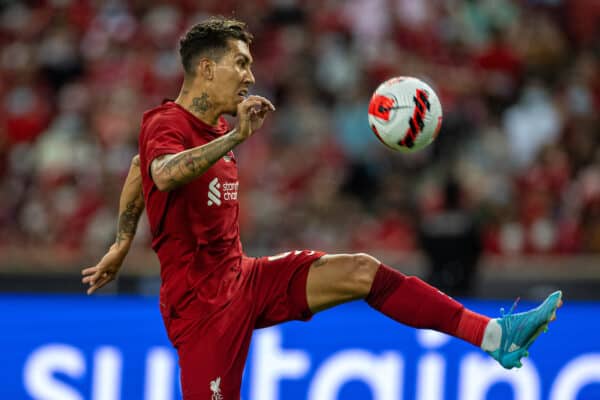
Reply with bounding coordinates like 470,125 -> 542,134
212,39 -> 255,115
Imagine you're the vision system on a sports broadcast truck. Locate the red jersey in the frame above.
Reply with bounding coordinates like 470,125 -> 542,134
138,101 -> 243,319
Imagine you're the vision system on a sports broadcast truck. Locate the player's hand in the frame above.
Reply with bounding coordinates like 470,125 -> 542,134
234,95 -> 275,140
81,243 -> 127,295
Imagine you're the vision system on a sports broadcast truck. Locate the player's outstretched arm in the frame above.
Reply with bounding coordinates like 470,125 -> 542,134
82,155 -> 145,294
151,95 -> 274,192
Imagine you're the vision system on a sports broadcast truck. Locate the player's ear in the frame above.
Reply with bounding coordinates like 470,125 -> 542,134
197,58 -> 215,80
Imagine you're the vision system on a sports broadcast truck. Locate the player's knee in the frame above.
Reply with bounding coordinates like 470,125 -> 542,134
347,253 -> 380,296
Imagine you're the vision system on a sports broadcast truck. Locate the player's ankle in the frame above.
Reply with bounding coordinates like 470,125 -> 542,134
455,308 -> 490,347
481,319 -> 502,352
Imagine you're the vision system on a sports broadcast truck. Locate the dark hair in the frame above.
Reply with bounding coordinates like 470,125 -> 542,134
179,17 -> 253,76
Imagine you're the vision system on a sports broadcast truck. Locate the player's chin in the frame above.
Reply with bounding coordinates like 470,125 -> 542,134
229,97 -> 243,114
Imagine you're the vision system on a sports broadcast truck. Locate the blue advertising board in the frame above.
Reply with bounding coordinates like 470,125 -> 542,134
0,295 -> 598,399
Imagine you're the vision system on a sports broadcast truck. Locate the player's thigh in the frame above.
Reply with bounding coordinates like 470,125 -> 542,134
175,316 -> 254,400
306,253 -> 380,313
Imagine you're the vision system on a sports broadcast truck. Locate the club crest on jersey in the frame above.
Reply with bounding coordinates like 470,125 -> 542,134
207,177 -> 238,206
210,376 -> 223,400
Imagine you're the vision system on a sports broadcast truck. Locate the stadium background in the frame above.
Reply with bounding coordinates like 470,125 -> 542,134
0,0 -> 599,399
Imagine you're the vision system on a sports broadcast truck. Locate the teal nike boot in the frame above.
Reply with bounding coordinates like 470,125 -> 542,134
488,290 -> 563,369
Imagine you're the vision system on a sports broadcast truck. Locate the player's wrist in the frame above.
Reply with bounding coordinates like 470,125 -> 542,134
111,240 -> 132,253
228,128 -> 246,143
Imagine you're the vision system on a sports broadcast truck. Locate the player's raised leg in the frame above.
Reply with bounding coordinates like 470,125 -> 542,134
305,253 -> 562,369
306,254 -> 481,338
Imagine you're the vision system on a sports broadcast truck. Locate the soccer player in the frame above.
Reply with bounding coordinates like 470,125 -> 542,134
82,17 -> 562,399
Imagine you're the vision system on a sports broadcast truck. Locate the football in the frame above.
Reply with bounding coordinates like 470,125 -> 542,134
368,76 -> 443,152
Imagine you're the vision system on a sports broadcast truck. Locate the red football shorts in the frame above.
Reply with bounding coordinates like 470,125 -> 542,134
161,249 -> 325,399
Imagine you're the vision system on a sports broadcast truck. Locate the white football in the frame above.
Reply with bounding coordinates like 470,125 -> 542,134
368,76 -> 443,152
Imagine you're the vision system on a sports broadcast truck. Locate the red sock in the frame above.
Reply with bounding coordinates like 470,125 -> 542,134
365,264 -> 489,346
456,309 -> 490,347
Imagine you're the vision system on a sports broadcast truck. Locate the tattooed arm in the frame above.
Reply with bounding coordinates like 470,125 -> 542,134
152,131 -> 244,191
82,155 -> 145,294
115,154 -> 145,247
152,95 -> 275,192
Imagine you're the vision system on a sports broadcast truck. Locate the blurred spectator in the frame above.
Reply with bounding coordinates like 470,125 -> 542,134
0,0 -> 599,270
418,177 -> 482,297
503,80 -> 562,169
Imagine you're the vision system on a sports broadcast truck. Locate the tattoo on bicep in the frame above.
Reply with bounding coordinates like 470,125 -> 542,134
190,93 -> 211,114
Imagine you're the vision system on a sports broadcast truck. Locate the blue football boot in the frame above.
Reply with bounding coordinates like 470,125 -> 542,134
488,290 -> 563,369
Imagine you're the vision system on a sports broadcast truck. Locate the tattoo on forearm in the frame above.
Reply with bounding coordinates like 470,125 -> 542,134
190,93 -> 211,114
113,155 -> 144,245
153,132 -> 241,190
116,200 -> 144,245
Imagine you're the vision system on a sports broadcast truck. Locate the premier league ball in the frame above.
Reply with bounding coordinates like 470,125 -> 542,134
368,76 -> 443,153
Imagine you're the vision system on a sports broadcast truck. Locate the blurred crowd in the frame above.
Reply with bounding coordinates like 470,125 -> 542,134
1,0 -> 599,266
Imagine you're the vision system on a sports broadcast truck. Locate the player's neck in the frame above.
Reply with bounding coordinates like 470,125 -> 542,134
175,86 -> 220,127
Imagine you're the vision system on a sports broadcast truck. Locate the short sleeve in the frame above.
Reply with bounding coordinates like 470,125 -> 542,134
144,121 -> 187,165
